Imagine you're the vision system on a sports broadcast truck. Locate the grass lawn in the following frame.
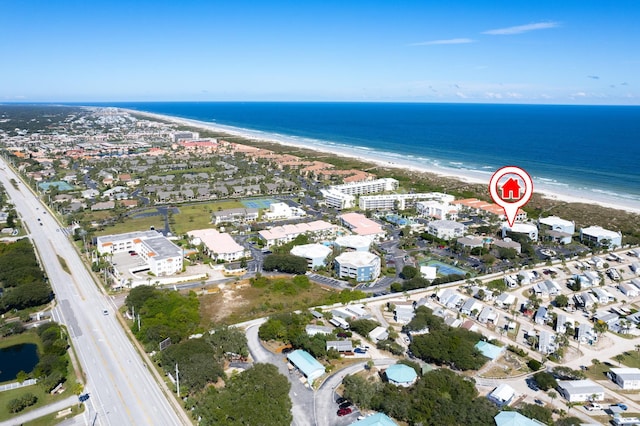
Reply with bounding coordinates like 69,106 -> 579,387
171,201 -> 243,234
584,361 -> 613,381
0,331 -> 81,422
94,215 -> 165,236
199,279 -> 335,325
0,331 -> 42,352
23,404 -> 84,426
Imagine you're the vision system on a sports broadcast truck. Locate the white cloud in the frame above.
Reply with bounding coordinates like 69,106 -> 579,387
455,91 -> 468,99
482,22 -> 559,35
411,38 -> 475,46
571,91 -> 587,98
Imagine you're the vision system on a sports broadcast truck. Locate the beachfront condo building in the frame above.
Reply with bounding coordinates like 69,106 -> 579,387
580,225 -> 622,248
329,177 -> 399,196
358,192 -> 455,211
320,189 -> 356,209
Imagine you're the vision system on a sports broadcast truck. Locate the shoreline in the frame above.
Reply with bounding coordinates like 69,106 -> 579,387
127,109 -> 640,215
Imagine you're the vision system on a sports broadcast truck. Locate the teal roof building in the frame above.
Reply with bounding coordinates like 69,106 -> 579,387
494,411 -> 545,426
385,364 -> 418,387
286,349 -> 325,385
349,413 -> 398,426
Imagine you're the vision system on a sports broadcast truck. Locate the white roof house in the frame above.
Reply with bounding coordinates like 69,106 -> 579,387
619,283 -> 639,298
334,235 -> 371,252
580,225 -> 622,248
487,384 -> 516,407
369,326 -> 389,342
334,251 -> 381,282
557,379 -> 604,402
427,220 -> 466,240
538,216 -> 575,244
501,222 -> 538,241
187,228 -> 248,262
290,243 -> 333,269
262,202 -> 306,221
609,368 -> 640,390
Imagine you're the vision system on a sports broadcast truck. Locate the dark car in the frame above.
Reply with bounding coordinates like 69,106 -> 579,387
339,401 -> 353,410
337,407 -> 352,416
336,397 -> 347,405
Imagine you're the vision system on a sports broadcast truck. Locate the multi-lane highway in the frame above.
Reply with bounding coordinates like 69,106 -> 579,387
0,159 -> 188,426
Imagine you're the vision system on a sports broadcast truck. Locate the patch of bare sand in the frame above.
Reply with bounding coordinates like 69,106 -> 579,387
203,282 -> 250,323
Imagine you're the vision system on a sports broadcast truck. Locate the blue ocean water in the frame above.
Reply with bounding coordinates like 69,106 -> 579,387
85,102 -> 640,202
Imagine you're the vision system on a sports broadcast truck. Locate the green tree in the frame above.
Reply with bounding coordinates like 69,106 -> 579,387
195,363 -> 292,426
400,265 -> 418,280
554,294 -> 569,308
533,371 -> 558,391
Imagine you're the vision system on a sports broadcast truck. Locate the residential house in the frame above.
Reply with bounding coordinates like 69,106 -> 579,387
534,307 -> 548,325
495,293 -> 515,309
591,287 -> 614,304
538,330 -> 555,354
478,306 -> 498,324
460,298 -> 483,317
557,379 -> 604,402
487,384 -> 516,407
608,368 -> 640,390
619,283 -> 639,298
326,340 -> 354,353
369,326 -> 389,342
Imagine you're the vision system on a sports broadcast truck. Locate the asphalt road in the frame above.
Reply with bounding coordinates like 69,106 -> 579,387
0,160 -> 187,426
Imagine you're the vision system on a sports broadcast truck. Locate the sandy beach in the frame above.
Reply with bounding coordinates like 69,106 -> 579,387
129,109 -> 640,215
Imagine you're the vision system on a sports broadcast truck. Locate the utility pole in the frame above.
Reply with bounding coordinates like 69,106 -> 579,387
175,363 -> 180,397
137,314 -> 141,331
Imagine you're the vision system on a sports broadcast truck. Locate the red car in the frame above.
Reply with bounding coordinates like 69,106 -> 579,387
337,407 -> 352,416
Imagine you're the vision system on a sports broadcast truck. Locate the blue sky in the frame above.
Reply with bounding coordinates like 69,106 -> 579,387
1,1 -> 639,104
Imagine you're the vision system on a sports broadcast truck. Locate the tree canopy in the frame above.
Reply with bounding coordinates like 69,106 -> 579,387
0,239 -> 51,313
262,254 -> 308,274
194,363 -> 292,426
407,307 -> 488,370
125,286 -> 200,350
343,369 -> 498,425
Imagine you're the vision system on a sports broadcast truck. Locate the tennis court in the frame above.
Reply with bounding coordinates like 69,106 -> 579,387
425,260 -> 467,277
241,198 -> 278,209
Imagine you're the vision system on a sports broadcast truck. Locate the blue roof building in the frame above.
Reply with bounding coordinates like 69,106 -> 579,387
384,364 -> 418,387
286,349 -> 325,385
349,413 -> 398,426
494,411 -> 545,426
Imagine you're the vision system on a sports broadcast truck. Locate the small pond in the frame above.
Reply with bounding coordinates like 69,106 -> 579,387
0,343 -> 39,382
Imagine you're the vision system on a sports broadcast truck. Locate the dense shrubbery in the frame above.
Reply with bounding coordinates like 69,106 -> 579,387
348,319 -> 380,337
0,239 -> 52,313
6,392 -> 37,413
33,322 -> 69,392
343,369 -> 498,425
125,286 -> 200,351
533,371 -> 558,391
406,307 -> 488,371
194,363 -> 292,426
262,254 -> 308,275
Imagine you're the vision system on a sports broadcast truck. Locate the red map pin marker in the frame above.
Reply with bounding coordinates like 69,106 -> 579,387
489,166 -> 533,227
